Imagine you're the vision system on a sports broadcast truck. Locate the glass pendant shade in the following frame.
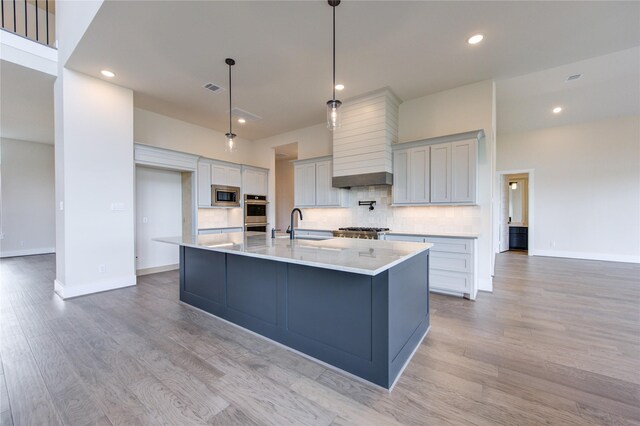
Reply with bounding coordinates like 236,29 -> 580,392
326,100 -> 342,130
225,132 -> 237,153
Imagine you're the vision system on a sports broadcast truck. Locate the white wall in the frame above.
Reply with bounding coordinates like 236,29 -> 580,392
54,68 -> 135,299
135,166 -> 181,272
498,115 -> 640,263
0,138 -> 55,257
134,108 -> 266,167
275,159 -> 295,231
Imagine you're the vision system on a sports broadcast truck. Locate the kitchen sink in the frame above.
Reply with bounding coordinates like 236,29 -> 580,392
275,235 -> 332,241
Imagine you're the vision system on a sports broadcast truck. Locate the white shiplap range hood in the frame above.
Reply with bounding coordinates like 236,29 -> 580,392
332,88 -> 401,188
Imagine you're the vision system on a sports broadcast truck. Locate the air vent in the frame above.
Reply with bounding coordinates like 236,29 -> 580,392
231,107 -> 262,122
566,74 -> 583,82
203,83 -> 225,93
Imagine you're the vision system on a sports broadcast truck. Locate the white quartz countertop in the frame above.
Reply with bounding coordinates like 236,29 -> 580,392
155,232 -> 432,276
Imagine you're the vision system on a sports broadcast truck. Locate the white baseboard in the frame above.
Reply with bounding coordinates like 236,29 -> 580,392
1,247 -> 55,258
54,274 -> 137,300
136,264 -> 179,276
532,249 -> 640,264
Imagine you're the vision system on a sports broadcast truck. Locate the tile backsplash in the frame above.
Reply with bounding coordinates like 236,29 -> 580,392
197,208 -> 228,229
298,186 -> 482,235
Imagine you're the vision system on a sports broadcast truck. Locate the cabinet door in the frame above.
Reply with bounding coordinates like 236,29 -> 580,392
392,150 -> 411,204
243,169 -> 267,196
197,162 -> 212,206
451,139 -> 476,203
211,164 -> 227,185
227,166 -> 242,187
294,163 -> 316,206
315,160 -> 338,206
257,169 -> 268,196
409,146 -> 430,203
430,142 -> 451,203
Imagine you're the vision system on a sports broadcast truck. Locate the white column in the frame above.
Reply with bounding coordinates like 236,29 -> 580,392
54,68 -> 135,299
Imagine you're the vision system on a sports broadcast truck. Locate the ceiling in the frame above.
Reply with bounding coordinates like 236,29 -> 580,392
497,47 -> 640,134
66,1 -> 640,141
0,60 -> 55,144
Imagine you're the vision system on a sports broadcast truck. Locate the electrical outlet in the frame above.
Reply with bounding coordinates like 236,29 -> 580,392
550,241 -> 556,248
0,233 -> 4,240
20,240 -> 25,247
98,264 -> 106,273
143,217 -> 148,224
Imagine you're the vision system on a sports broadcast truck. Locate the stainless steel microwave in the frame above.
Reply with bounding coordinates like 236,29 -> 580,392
211,185 -> 241,207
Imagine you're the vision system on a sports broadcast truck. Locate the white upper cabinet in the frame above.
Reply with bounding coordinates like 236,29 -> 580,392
294,157 -> 348,208
211,162 -> 242,187
410,146 -> 430,203
451,139 -> 477,203
316,159 -> 341,206
294,162 -> 317,207
430,142 -> 452,203
242,166 -> 268,196
197,161 -> 212,207
392,146 -> 429,204
392,130 -> 481,205
392,150 -> 410,204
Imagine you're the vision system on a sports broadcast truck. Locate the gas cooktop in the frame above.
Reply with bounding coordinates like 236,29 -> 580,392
332,227 -> 390,239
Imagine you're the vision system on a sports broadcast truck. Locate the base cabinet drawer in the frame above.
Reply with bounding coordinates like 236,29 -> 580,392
430,270 -> 471,293
424,237 -> 473,254
430,252 -> 473,273
384,234 -> 426,243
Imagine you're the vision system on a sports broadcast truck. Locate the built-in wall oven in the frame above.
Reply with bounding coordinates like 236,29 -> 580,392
244,194 -> 268,232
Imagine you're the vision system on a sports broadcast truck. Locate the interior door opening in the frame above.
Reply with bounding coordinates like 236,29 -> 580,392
498,171 -> 532,254
274,143 -> 299,233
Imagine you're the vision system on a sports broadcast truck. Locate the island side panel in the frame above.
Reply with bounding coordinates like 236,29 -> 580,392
387,250 -> 430,384
180,246 -> 226,316
285,264 -> 389,384
225,254 -> 282,337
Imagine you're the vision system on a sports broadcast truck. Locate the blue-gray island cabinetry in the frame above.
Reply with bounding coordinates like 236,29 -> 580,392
156,233 -> 432,389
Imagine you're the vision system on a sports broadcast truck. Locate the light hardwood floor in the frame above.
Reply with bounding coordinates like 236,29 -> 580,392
1,252 -> 639,425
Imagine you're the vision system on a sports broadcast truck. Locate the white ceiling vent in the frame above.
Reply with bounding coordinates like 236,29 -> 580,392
203,83 -> 225,93
232,107 -> 262,121
566,74 -> 583,82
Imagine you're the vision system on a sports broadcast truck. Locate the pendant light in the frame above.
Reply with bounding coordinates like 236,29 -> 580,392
225,58 -> 237,153
326,0 -> 341,130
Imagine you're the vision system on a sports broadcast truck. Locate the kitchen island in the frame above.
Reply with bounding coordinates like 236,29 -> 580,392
156,232 -> 432,389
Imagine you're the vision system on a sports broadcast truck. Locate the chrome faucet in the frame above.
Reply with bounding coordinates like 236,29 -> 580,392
290,208 -> 303,240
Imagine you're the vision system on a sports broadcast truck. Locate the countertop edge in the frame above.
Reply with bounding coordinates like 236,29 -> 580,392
155,237 -> 432,276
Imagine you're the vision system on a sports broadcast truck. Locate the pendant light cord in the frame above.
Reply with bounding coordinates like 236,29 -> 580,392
332,4 -> 336,101
228,62 -> 233,135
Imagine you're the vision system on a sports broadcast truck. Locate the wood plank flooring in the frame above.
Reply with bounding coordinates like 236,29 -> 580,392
1,252 -> 639,425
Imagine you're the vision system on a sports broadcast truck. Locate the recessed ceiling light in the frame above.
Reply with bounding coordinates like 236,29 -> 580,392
467,34 -> 484,45
552,106 -> 562,114
335,84 -> 345,91
100,70 -> 115,78
237,118 -> 246,124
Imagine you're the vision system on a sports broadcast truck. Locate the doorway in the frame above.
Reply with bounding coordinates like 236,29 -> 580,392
135,166 -> 184,275
274,143 -> 298,232
497,170 -> 533,254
